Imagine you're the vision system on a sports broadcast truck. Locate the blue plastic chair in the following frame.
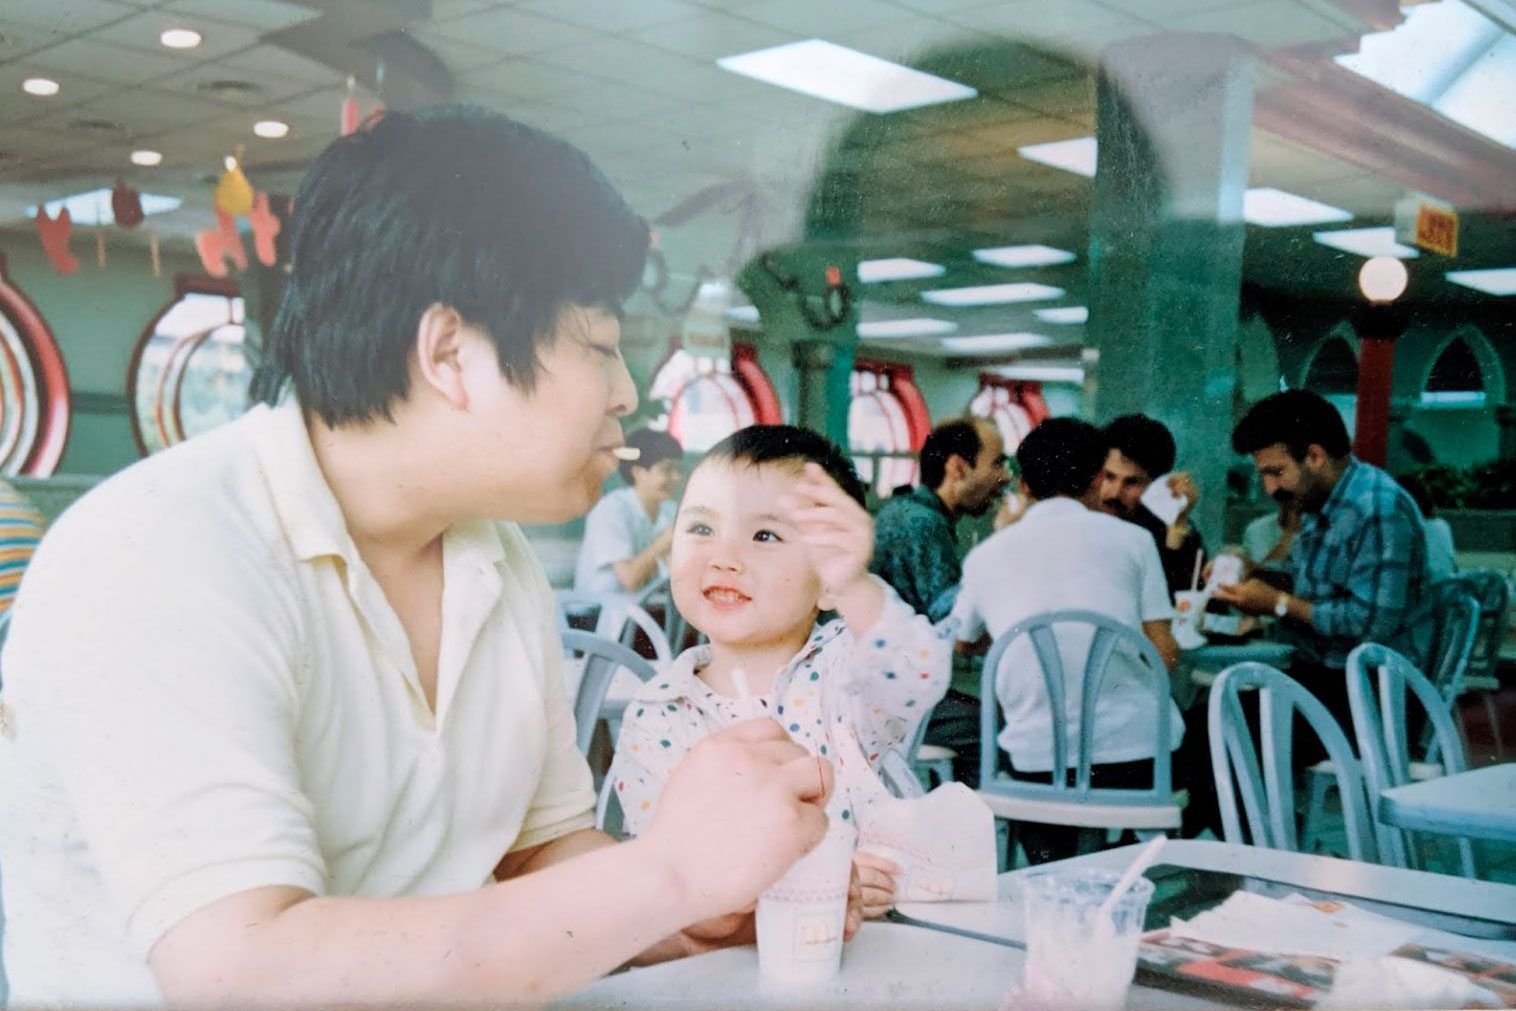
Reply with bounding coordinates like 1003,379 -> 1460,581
1208,662 -> 1378,861
1440,572 -> 1510,762
561,629 -> 660,756
1346,643 -> 1477,877
976,610 -> 1183,844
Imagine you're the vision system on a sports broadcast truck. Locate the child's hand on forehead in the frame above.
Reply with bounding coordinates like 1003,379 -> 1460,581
780,462 -> 874,596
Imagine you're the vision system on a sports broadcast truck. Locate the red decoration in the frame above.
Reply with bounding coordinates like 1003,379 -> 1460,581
195,209 -> 247,278
342,76 -> 360,136
112,180 -> 144,229
247,191 -> 282,267
35,207 -> 79,275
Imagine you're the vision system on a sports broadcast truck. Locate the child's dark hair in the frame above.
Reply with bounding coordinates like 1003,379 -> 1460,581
700,425 -> 868,507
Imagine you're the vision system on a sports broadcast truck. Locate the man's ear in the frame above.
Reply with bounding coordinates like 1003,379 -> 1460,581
1303,443 -> 1330,470
413,303 -> 470,411
944,453 -> 970,483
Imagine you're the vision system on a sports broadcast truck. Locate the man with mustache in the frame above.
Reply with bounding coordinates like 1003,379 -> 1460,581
1214,390 -> 1429,754
1097,414 -> 1208,596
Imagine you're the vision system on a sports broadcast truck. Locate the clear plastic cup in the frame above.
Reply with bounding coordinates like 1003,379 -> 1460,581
1020,868 -> 1155,1011
756,820 -> 856,984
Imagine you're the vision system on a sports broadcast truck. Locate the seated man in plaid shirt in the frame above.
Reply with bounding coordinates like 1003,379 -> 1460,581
1215,390 -> 1429,764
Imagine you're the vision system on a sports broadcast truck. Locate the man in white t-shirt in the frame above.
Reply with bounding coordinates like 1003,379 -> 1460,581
0,106 -> 843,1007
574,426 -> 682,600
948,417 -> 1183,863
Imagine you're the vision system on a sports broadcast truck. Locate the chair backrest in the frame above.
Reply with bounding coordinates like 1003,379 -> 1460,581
977,609 -> 1174,809
1418,579 -> 1481,704
1346,643 -> 1475,875
1442,571 -> 1510,682
617,602 -> 673,663
561,629 -> 660,755
878,748 -> 927,798
1208,662 -> 1377,861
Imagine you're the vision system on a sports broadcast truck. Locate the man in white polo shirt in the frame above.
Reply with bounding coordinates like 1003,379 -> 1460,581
948,417 -> 1183,864
0,107 -> 838,1006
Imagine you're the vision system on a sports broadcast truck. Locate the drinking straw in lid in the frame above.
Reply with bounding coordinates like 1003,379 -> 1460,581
1190,551 -> 1204,593
1096,835 -> 1165,933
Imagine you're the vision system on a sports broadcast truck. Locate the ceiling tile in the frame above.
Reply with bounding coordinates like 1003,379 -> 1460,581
67,88 -> 227,133
399,27 -> 509,72
829,16 -> 996,64
551,84 -> 687,122
462,57 -> 605,100
97,10 -> 264,62
426,8 -> 595,55
149,60 -> 317,108
27,38 -> 186,84
536,37 -> 701,85
951,0 -> 1154,54
516,0 -> 706,33
220,44 -> 349,87
631,59 -> 770,102
738,0 -> 903,36
0,62 -> 121,119
0,0 -> 136,37
429,0 -> 504,20
890,0 -> 1005,12
1151,0 -> 1357,48
629,10 -> 798,61
158,0 -> 320,32
1097,0 -> 1249,16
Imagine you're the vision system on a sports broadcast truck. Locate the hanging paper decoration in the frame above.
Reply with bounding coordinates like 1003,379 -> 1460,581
195,209 -> 248,278
96,229 -> 106,268
341,75 -> 360,136
148,230 -> 161,279
112,180 -> 144,228
247,191 -> 281,268
35,207 -> 79,276
213,151 -> 254,217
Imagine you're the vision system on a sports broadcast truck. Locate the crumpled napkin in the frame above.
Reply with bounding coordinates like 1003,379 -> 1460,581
1165,891 -> 1421,962
1318,956 -> 1503,1010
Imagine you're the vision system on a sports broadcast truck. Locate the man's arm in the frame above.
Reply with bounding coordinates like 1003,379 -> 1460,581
1142,619 -> 1181,672
610,524 -> 673,593
150,720 -> 834,1006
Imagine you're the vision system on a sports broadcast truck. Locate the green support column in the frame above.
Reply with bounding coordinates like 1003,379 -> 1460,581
738,249 -> 859,445
1088,34 -> 1254,543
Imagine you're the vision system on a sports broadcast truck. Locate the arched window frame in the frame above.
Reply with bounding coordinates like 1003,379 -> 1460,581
849,359 -> 930,498
648,340 -> 780,452
0,253 -> 71,476
969,373 -> 1049,456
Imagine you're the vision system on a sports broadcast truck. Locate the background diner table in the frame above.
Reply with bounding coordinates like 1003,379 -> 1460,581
1379,762 -> 1516,845
556,838 -> 1516,1010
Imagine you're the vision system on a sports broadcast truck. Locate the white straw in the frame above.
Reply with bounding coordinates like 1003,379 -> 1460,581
1190,551 -> 1204,593
730,665 -> 751,700
612,446 -> 641,461
1096,835 -> 1166,932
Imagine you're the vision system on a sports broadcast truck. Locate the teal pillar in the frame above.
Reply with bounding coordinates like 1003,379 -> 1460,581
738,250 -> 859,445
1088,34 -> 1254,543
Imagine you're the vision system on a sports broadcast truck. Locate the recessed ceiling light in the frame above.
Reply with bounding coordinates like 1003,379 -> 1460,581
858,258 -> 945,283
1312,226 -> 1420,259
857,318 -> 958,338
972,244 -> 1076,268
1243,187 -> 1353,227
23,77 -> 60,97
1033,306 -> 1089,325
1446,268 -> 1516,296
253,119 -> 290,139
160,28 -> 202,49
1018,137 -> 1097,177
921,282 -> 1064,307
27,187 -> 183,226
992,363 -> 1085,383
716,39 -> 977,114
941,333 -> 1053,354
130,149 -> 163,167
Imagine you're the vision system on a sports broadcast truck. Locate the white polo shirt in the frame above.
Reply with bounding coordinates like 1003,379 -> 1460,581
948,497 -> 1182,772
0,399 -> 595,1006
573,486 -> 673,599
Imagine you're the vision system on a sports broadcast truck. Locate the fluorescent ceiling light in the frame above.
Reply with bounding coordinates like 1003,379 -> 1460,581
130,149 -> 163,167
160,27 -> 202,49
716,39 -> 976,114
1018,137 -> 1096,177
26,188 -> 182,227
1034,306 -> 1089,325
972,244 -> 1076,268
23,77 -> 60,97
858,257 -> 945,283
1243,188 -> 1353,227
1446,267 -> 1516,295
992,364 -> 1085,383
857,318 -> 957,338
941,333 -> 1053,354
921,282 -> 1064,307
1313,227 -> 1420,259
253,119 -> 289,139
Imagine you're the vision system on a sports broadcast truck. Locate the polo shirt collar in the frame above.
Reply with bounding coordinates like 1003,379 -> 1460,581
1021,496 -> 1088,524
911,484 -> 952,520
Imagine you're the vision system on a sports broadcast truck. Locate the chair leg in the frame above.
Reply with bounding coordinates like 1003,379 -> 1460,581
1484,694 -> 1506,763
1300,769 -> 1334,854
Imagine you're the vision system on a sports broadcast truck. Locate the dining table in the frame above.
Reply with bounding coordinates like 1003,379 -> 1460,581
554,838 -> 1516,1010
1379,762 -> 1516,845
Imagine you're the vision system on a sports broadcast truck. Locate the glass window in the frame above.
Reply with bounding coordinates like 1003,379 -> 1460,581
849,361 -> 929,498
130,280 -> 253,455
0,256 -> 70,476
648,343 -> 779,452
969,375 -> 1049,456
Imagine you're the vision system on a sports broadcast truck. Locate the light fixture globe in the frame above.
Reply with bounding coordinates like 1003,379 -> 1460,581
1359,256 -> 1408,303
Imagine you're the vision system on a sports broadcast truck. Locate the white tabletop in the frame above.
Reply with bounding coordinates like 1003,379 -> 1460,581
894,838 -> 1516,946
1379,763 -> 1516,845
554,920 -> 1211,1011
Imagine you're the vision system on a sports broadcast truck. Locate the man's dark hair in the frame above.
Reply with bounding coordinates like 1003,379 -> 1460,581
1017,417 -> 1107,501
619,428 -> 683,484
1104,414 -> 1176,481
1232,390 -> 1352,460
252,104 -> 649,427
700,425 -> 867,508
919,419 -> 984,491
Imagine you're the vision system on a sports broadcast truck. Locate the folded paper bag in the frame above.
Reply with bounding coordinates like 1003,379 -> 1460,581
856,783 -> 998,902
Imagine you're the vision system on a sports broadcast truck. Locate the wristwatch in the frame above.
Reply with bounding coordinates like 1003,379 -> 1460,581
1273,593 -> 1291,619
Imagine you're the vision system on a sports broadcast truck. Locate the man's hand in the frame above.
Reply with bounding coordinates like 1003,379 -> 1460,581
854,851 -> 900,919
993,493 -> 1026,531
1167,472 -> 1199,522
636,719 -> 833,924
1212,577 -> 1281,616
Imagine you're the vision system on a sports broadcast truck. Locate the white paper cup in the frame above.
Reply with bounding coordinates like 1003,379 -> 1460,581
1172,591 -> 1208,647
1020,868 -> 1154,1011
756,823 -> 855,984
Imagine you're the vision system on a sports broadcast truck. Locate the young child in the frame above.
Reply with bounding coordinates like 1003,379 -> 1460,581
608,425 -> 951,912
